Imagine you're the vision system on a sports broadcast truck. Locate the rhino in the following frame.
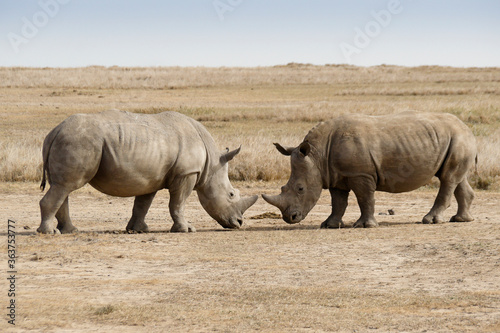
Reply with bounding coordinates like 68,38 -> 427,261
263,111 -> 477,228
38,110 -> 258,234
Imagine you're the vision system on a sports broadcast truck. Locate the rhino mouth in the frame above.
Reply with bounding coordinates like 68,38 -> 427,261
283,211 -> 303,224
221,216 -> 243,229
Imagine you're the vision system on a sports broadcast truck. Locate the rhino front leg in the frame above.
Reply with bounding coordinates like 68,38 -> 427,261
349,177 -> 379,228
55,197 -> 78,234
423,180 -> 456,224
321,188 -> 349,229
126,192 -> 157,233
169,174 -> 197,233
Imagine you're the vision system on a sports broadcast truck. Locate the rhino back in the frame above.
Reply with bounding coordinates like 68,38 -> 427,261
86,110 -> 207,196
308,112 -> 475,192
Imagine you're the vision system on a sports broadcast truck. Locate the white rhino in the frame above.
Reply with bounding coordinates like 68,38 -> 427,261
38,110 -> 257,234
263,112 -> 477,228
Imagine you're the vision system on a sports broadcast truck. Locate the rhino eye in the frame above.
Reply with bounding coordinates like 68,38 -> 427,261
297,186 -> 305,193
229,191 -> 235,198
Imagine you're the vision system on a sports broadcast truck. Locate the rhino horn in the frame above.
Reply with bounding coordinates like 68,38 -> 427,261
239,195 -> 258,214
262,193 -> 284,211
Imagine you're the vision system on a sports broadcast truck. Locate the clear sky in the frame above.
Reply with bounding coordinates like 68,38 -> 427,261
1,0 -> 499,68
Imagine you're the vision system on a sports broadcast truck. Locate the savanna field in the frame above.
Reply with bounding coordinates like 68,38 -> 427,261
1,65 -> 499,332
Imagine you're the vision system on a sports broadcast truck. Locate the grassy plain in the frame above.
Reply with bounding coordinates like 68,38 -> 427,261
1,65 -> 499,186
0,65 -> 499,332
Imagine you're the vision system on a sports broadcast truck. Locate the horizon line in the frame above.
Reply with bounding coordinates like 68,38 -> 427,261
1,63 -> 499,70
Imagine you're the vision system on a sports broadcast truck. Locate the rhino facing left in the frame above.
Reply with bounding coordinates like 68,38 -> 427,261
38,110 -> 258,234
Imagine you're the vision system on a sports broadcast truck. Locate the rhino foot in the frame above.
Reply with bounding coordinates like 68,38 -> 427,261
422,214 -> 445,224
320,217 -> 344,229
170,223 -> 196,233
353,217 -> 379,228
126,228 -> 149,234
57,225 -> 79,234
37,226 -> 61,235
126,219 -> 150,233
126,225 -> 149,234
450,214 -> 474,223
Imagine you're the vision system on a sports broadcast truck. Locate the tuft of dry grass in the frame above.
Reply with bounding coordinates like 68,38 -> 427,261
93,304 -> 116,316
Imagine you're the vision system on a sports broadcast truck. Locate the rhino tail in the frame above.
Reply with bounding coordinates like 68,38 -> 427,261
40,171 -> 47,191
40,126 -> 62,192
474,154 -> 478,175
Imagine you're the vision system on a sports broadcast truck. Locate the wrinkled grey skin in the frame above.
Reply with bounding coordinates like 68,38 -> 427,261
263,112 -> 477,228
38,110 -> 258,234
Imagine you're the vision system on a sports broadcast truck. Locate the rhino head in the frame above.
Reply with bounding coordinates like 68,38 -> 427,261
197,147 -> 258,229
262,142 -> 323,224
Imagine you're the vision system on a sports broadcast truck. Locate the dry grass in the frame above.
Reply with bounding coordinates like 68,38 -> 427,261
0,65 -> 499,188
0,137 -> 43,182
1,64 -> 499,89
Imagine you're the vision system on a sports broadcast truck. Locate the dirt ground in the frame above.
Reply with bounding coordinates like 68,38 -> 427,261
1,182 -> 499,332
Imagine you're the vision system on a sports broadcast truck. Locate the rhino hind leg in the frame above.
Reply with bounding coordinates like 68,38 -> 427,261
423,180 -> 456,224
450,179 -> 475,222
38,184 -> 72,234
55,197 -> 78,234
321,188 -> 349,229
168,174 -> 197,233
349,177 -> 379,228
126,192 -> 157,233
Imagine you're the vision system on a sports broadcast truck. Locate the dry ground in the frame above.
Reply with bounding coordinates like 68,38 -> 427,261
1,65 -> 499,332
0,182 -> 499,332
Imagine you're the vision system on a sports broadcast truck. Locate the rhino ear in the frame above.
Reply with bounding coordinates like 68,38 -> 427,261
274,143 -> 295,156
220,146 -> 241,164
298,141 -> 311,157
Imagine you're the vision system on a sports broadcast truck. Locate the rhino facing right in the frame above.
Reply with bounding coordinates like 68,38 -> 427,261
38,110 -> 257,234
263,111 -> 477,228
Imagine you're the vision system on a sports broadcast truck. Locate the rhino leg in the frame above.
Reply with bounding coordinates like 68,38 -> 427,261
126,192 -> 157,233
321,188 -> 349,229
450,179 -> 475,222
349,177 -> 379,228
169,174 -> 197,233
423,181 -> 456,224
39,184 -> 72,234
55,197 -> 78,234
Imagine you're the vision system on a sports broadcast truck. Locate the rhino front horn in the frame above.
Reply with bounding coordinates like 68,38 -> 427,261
262,194 -> 283,210
239,195 -> 258,214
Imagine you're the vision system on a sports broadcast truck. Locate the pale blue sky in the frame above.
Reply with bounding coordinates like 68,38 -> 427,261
1,0 -> 499,67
